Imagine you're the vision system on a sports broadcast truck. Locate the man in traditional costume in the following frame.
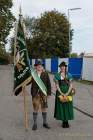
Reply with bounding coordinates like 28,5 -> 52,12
31,61 -> 51,130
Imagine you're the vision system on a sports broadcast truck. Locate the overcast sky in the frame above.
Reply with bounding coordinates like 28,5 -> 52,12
10,0 -> 93,54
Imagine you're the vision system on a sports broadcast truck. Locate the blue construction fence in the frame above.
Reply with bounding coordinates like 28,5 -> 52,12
30,58 -> 83,79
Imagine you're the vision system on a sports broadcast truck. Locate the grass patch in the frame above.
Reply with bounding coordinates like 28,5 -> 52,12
76,79 -> 93,85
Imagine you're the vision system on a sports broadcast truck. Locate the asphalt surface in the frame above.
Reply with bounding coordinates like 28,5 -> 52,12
0,65 -> 93,140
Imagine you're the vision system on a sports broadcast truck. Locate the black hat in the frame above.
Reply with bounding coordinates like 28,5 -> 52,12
59,61 -> 67,67
34,60 -> 44,66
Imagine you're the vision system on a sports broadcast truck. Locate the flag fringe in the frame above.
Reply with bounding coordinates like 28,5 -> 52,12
14,76 -> 31,94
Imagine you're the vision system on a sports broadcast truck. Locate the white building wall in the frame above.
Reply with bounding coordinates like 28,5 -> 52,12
82,58 -> 93,81
45,59 -> 51,72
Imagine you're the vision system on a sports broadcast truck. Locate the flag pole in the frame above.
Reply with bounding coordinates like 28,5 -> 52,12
14,21 -> 18,66
14,5 -> 31,130
22,85 -> 29,130
12,21 -> 18,97
19,6 -> 29,131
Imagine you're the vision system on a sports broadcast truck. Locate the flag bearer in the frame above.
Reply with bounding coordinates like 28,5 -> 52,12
31,61 -> 51,130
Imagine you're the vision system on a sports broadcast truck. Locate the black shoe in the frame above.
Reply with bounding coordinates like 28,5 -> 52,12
62,122 -> 66,128
32,124 -> 37,130
43,123 -> 50,129
66,122 -> 69,128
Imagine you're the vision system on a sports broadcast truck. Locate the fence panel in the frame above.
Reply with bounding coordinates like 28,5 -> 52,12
68,58 -> 83,79
51,58 -> 58,73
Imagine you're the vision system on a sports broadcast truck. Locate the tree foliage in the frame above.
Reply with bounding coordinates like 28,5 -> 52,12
0,45 -> 9,64
0,0 -> 14,63
71,53 -> 78,58
25,10 -> 73,58
0,0 -> 15,45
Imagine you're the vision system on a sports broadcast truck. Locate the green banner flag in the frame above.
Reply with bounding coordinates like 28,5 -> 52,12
14,16 -> 31,96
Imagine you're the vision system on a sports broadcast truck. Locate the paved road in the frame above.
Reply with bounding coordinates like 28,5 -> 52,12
0,65 -> 93,140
